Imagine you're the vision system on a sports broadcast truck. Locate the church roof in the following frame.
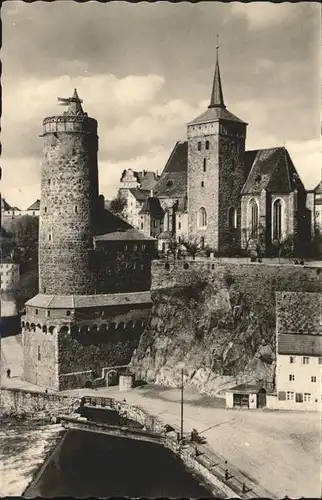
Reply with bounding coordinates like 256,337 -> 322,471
188,47 -> 246,126
139,197 -> 164,216
188,106 -> 247,126
27,199 -> 40,210
153,141 -> 188,198
241,147 -> 305,195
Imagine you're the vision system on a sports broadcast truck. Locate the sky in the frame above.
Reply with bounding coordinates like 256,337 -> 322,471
1,1 -> 321,209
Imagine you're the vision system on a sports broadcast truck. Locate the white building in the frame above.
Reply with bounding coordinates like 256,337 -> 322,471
275,291 -> 322,411
0,258 -> 20,291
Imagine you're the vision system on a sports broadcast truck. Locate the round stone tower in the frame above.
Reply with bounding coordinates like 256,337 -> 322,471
39,89 -> 99,295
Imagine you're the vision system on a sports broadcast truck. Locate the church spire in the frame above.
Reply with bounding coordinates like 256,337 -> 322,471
208,35 -> 226,109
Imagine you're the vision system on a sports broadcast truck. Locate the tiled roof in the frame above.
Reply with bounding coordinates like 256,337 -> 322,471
226,384 -> 262,394
129,188 -> 151,202
27,199 -> 40,210
188,106 -> 246,126
278,333 -> 322,356
154,142 -> 188,198
26,291 -> 152,309
1,257 -> 17,265
241,147 -> 305,195
94,227 -> 156,242
139,197 -> 164,215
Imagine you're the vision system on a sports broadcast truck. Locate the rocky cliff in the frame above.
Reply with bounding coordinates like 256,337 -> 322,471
131,279 -> 276,396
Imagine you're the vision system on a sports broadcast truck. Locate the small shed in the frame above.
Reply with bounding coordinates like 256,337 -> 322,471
119,372 -> 135,392
226,384 -> 267,409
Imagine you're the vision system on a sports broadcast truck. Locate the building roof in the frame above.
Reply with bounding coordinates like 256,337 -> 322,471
26,291 -> 152,309
157,230 -> 172,240
0,257 -> 18,265
278,333 -> 322,357
137,171 -> 159,191
188,49 -> 246,126
94,209 -> 133,236
139,197 -> 164,216
241,147 -> 305,195
27,199 -> 40,210
188,106 -> 247,126
129,188 -> 151,202
154,141 -> 188,198
1,198 -> 12,211
314,180 -> 322,194
226,384 -> 264,394
94,227 -> 156,242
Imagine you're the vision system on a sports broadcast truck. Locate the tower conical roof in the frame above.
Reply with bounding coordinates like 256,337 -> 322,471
65,89 -> 85,116
209,47 -> 225,109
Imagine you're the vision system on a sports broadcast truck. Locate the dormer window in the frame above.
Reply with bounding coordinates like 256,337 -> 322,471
166,180 -> 173,188
255,174 -> 262,183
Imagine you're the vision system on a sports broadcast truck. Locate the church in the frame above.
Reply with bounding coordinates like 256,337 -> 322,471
138,47 -> 315,256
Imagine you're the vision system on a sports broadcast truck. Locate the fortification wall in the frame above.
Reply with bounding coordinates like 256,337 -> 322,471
152,260 -> 322,304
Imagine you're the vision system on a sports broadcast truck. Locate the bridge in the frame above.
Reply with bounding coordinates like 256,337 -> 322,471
58,414 -> 167,445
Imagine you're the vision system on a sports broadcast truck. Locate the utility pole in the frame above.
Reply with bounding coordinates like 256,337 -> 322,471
180,367 -> 184,440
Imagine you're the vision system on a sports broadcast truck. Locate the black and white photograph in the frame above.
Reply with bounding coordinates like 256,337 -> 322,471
1,1 -> 321,498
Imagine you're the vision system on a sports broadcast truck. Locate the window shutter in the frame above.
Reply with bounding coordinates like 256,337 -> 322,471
278,391 -> 286,401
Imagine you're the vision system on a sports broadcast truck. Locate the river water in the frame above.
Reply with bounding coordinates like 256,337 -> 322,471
24,430 -> 212,498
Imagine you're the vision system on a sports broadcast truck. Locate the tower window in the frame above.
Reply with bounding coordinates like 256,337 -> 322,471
37,346 -> 41,361
140,222 -> 144,230
66,310 -> 71,316
205,140 -> 209,150
44,207 -> 47,213
198,207 -> 207,228
47,310 -> 50,317
203,159 -> 207,172
197,142 -> 202,151
228,207 -> 237,230
75,206 -> 78,214
48,179 -> 51,185
48,234 -> 52,241
273,199 -> 283,241
201,181 -> 204,187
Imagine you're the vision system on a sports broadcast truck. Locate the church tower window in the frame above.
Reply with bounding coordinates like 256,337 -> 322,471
205,140 -> 210,150
228,207 -> 237,229
198,141 -> 202,151
201,181 -> 204,187
203,159 -> 207,172
249,199 -> 259,238
198,207 -> 207,228
273,199 -> 283,241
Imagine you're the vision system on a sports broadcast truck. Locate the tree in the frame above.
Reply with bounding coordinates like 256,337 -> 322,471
241,223 -> 266,258
167,236 -> 179,259
109,193 -> 127,215
272,233 -> 296,263
180,235 -> 204,260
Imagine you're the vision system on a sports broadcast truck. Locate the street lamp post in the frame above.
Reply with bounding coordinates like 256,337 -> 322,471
180,367 -> 184,440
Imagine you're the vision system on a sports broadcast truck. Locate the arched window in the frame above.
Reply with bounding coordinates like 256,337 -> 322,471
198,207 -> 207,228
273,199 -> 283,241
197,141 -> 202,151
201,181 -> 204,187
205,140 -> 210,150
203,158 -> 207,172
228,207 -> 237,230
249,199 -> 259,238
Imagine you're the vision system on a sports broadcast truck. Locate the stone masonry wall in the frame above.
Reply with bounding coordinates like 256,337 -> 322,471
39,119 -> 98,295
0,387 -> 78,417
276,291 -> 322,335
22,325 -> 59,390
152,260 -> 322,305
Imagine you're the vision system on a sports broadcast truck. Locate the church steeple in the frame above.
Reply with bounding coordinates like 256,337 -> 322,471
208,36 -> 226,109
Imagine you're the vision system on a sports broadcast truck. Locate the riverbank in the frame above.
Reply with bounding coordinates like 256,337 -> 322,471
61,384 -> 321,498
